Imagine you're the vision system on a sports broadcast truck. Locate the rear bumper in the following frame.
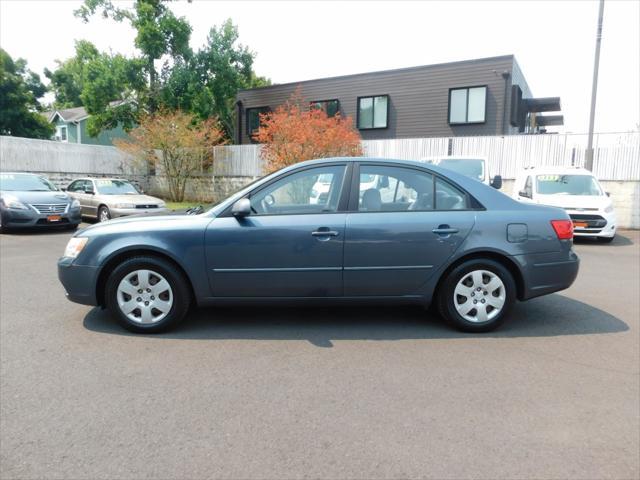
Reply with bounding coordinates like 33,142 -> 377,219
515,249 -> 580,300
1,206 -> 81,228
57,257 -> 100,306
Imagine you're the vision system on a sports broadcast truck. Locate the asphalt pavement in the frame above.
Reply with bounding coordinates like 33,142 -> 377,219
1,226 -> 638,479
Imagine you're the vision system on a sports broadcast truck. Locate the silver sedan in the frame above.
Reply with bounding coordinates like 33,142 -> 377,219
65,178 -> 169,222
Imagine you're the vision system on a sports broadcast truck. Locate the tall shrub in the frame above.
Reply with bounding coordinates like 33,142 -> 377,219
254,89 -> 362,173
115,109 -> 225,201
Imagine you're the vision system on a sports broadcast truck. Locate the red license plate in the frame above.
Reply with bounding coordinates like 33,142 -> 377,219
47,215 -> 61,222
573,221 -> 588,228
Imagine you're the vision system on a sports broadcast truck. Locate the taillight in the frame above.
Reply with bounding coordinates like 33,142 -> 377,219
551,219 -> 573,240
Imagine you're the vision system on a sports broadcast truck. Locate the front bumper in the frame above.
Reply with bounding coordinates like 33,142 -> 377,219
110,207 -> 170,218
58,257 -> 100,306
1,206 -> 81,228
568,210 -> 617,238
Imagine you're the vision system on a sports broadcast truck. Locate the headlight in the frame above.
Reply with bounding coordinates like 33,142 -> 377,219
114,203 -> 135,209
158,201 -> 166,208
1,194 -> 29,210
71,199 -> 81,208
604,205 -> 614,213
63,237 -> 88,258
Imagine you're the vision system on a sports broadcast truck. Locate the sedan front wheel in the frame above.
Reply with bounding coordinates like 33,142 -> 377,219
105,256 -> 191,333
437,259 -> 516,332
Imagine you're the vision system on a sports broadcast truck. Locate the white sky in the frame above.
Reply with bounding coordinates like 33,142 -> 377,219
1,0 -> 639,134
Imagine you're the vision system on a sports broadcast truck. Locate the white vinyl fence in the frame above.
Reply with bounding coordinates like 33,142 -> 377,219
212,132 -> 640,180
3,132 -> 637,180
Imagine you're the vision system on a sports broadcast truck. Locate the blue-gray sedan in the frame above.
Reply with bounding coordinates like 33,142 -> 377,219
58,158 -> 579,333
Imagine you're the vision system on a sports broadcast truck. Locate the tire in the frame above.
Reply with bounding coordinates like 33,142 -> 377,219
597,235 -> 614,244
437,259 -> 516,333
105,255 -> 192,334
98,205 -> 111,223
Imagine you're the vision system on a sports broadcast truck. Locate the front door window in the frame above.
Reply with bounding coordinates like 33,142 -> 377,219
251,165 -> 346,215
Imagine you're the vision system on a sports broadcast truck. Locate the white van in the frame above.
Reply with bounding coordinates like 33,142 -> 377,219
513,166 -> 616,242
423,156 -> 502,189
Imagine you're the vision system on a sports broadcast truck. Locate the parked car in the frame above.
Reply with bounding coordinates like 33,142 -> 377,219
422,156 -> 503,189
58,158 -> 579,334
65,178 -> 168,222
512,166 -> 616,242
0,172 -> 81,232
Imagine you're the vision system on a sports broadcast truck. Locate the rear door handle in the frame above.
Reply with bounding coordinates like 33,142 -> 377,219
311,229 -> 339,237
432,226 -> 459,235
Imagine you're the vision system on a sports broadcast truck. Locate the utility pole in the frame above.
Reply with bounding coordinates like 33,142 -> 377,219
585,0 -> 605,171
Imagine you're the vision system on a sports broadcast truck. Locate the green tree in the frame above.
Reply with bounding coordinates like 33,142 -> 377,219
44,40 -> 99,108
45,40 -> 145,136
0,49 -> 54,139
68,2 -> 268,140
75,0 -> 192,113
160,19 -> 271,138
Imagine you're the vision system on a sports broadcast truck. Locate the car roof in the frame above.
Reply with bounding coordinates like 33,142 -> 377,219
279,156 -> 513,205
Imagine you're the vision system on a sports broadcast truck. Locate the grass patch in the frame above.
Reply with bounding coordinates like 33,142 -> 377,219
164,201 -> 202,211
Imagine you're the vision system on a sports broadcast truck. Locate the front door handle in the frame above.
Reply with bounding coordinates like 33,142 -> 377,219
432,225 -> 459,235
311,229 -> 339,237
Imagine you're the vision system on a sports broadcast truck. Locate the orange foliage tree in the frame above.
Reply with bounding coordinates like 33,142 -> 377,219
116,109 -> 226,201
253,89 -> 363,172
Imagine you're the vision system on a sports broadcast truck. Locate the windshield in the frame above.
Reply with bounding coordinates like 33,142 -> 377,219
438,158 -> 485,181
0,173 -> 57,191
95,179 -> 139,195
536,174 -> 602,196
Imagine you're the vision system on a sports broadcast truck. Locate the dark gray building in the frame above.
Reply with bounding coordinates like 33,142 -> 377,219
235,55 -> 562,144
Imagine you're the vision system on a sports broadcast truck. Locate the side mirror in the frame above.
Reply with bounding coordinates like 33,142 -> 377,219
518,190 -> 530,199
60,187 -> 67,192
84,188 -> 94,195
490,175 -> 503,190
606,191 -> 610,197
232,198 -> 251,217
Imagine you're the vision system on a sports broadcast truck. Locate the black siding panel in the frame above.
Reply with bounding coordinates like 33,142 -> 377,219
236,56 -> 517,144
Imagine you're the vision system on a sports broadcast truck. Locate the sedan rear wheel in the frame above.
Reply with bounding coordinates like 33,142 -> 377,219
105,256 -> 191,333
437,259 -> 515,332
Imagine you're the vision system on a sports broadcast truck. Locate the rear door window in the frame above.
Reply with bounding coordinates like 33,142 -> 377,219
357,165 -> 434,212
434,178 -> 469,210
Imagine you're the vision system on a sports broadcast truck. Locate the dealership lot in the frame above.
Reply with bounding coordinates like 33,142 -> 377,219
1,228 -> 638,479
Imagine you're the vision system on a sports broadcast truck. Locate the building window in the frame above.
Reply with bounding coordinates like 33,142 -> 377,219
246,107 -> 270,136
57,126 -> 68,142
358,95 -> 388,129
310,99 -> 340,117
449,86 -> 487,124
